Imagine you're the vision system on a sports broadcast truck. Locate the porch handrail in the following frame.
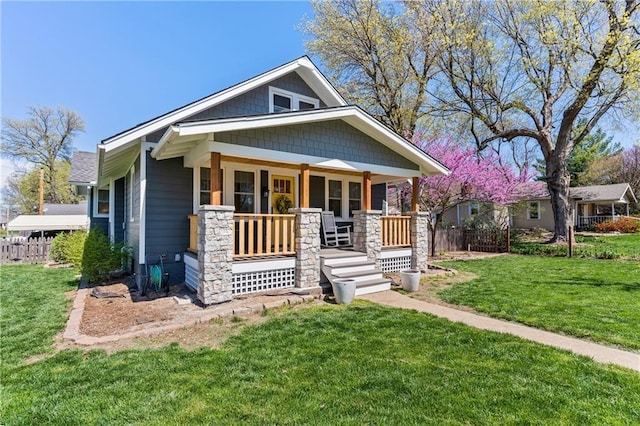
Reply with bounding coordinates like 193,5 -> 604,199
234,214 -> 296,258
381,215 -> 411,248
188,214 -> 198,253
577,215 -> 621,226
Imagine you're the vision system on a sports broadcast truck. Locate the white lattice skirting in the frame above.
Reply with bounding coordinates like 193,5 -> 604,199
379,248 -> 413,272
184,254 -> 199,291
232,257 -> 296,296
380,256 -> 411,272
232,268 -> 296,295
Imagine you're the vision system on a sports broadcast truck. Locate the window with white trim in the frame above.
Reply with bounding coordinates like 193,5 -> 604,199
328,180 -> 342,217
469,202 -> 479,216
269,87 -> 319,113
234,171 -> 255,213
200,167 -> 223,206
527,201 -> 540,219
128,166 -> 135,221
200,167 -> 211,205
96,188 -> 109,216
348,182 -> 361,217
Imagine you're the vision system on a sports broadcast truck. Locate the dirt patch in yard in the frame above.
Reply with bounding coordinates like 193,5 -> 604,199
386,265 -> 478,309
79,283 -> 202,337
59,280 -> 319,354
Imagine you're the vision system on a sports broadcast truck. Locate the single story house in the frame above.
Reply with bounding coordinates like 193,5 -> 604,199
79,56 -> 449,304
439,200 -> 509,229
512,182 -> 637,231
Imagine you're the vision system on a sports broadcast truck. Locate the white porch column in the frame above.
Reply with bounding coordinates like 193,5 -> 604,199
611,202 -> 615,220
197,205 -> 235,305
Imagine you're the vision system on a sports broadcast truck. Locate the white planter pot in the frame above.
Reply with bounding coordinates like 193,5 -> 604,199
400,269 -> 421,292
332,278 -> 356,305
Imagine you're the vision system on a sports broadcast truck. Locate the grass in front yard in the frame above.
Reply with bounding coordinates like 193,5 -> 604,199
2,265 -> 640,424
1,265 -> 78,366
437,255 -> 640,350
511,232 -> 640,259
575,233 -> 640,259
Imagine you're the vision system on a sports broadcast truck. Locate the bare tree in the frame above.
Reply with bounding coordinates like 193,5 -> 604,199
1,106 -> 84,203
305,0 -> 640,242
428,0 -> 640,241
303,0 -> 441,136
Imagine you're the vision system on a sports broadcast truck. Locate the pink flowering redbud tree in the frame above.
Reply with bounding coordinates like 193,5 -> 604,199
404,136 -> 534,256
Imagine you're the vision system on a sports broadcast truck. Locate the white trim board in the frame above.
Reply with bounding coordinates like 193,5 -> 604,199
232,257 -> 296,274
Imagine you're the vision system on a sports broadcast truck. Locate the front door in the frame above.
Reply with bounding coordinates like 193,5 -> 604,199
272,175 -> 295,214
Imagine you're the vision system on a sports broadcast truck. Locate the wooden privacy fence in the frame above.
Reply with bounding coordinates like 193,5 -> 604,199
428,228 -> 510,253
0,237 -> 54,264
381,216 -> 411,247
429,229 -> 465,252
463,228 -> 510,253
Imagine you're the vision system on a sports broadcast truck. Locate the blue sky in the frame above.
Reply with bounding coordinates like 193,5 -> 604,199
1,1 -> 315,189
1,1 -> 638,191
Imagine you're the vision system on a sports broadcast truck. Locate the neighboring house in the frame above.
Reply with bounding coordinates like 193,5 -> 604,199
6,201 -> 89,237
69,150 -> 107,234
440,201 -> 509,228
43,201 -> 87,216
512,182 -> 637,231
80,56 -> 448,305
7,214 -> 89,237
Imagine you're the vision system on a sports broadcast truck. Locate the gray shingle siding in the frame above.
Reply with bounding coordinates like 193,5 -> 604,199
145,153 -> 193,285
88,188 -> 108,235
216,120 -> 419,170
188,72 -> 327,121
136,72 -> 328,143
146,127 -> 168,144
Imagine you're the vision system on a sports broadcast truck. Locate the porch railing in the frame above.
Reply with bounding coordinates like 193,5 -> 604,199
381,215 -> 411,248
188,213 -> 296,258
234,214 -> 296,258
188,214 -> 198,253
577,215 -> 619,228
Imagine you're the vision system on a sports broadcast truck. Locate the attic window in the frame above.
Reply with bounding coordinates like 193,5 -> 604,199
269,87 -> 319,113
273,94 -> 291,112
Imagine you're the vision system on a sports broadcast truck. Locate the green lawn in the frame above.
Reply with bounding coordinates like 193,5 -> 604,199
437,255 -> 640,350
575,233 -> 640,259
1,265 -> 79,365
511,232 -> 640,259
2,265 -> 640,424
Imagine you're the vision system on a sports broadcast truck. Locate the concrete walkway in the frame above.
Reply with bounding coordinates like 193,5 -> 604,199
360,291 -> 640,372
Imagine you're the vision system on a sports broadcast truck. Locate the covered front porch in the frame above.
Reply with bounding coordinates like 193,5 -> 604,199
150,109 -> 446,305
575,201 -> 632,229
181,152 -> 427,304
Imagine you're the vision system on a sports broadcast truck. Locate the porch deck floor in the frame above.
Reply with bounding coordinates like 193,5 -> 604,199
319,247 -> 364,258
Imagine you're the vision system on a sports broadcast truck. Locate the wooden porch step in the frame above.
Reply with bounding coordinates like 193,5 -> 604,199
355,278 -> 392,296
332,269 -> 384,282
325,260 -> 377,275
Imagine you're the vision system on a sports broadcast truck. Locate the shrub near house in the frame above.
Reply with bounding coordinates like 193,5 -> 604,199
594,217 -> 640,233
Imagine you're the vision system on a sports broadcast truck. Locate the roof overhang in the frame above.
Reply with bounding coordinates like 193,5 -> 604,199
99,57 -> 347,154
98,140 -> 140,187
7,215 -> 89,231
151,106 -> 449,177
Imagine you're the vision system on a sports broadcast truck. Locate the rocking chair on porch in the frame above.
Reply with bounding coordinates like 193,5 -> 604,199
321,211 -> 352,247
